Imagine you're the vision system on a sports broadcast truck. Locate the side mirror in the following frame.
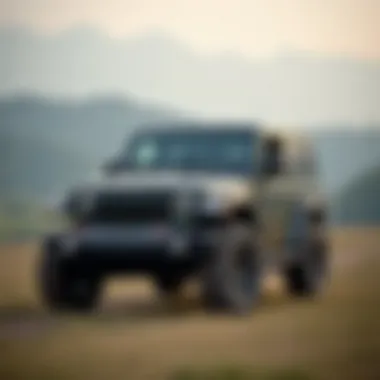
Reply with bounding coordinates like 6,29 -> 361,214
262,137 -> 282,177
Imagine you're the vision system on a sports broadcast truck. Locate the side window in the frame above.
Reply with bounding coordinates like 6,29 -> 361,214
281,138 -> 317,178
262,136 -> 285,176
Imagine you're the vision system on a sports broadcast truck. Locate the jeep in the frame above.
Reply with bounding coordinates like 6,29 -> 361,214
38,122 -> 329,314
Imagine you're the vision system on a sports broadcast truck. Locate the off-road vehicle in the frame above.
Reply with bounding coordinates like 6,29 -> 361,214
38,122 -> 329,314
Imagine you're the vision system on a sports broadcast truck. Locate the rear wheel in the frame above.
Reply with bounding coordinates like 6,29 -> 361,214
39,239 -> 101,312
285,238 -> 328,297
284,206 -> 329,298
201,223 -> 263,315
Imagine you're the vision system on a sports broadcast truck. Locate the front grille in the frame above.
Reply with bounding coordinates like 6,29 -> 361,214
88,190 -> 174,224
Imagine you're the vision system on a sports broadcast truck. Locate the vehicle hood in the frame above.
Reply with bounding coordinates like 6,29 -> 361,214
75,170 -> 254,204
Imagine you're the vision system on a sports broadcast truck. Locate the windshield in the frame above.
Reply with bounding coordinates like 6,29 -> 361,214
118,129 -> 256,175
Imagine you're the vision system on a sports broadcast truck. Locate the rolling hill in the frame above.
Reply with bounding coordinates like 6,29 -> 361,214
333,164 -> 380,225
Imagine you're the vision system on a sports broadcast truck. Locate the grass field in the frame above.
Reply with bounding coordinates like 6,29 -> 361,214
0,228 -> 379,380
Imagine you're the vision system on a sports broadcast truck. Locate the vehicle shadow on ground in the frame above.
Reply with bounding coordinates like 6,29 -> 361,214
0,290 -> 303,330
100,292 -> 295,320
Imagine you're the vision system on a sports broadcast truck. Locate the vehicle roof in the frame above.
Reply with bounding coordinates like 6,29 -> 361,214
133,120 -> 312,149
134,120 -> 262,135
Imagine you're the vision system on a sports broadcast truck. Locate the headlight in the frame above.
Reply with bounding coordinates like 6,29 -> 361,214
175,191 -> 227,222
202,193 -> 227,215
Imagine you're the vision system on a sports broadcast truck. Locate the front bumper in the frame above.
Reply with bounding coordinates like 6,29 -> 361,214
45,225 -> 216,275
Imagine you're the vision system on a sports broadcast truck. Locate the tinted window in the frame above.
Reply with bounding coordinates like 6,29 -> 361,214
120,129 -> 256,175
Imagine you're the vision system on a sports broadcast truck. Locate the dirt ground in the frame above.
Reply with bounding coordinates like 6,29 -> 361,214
0,228 -> 379,380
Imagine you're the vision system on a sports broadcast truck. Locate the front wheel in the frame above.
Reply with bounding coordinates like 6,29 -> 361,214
38,239 -> 101,312
201,224 -> 263,315
285,238 -> 328,298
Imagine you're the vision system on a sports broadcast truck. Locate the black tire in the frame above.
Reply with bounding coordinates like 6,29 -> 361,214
201,223 -> 262,315
39,239 -> 101,312
285,237 -> 328,297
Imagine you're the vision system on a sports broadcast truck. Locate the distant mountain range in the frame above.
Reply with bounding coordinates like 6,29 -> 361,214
0,95 -> 180,204
333,164 -> 380,225
1,96 -> 380,226
1,26 -> 380,227
1,26 -> 380,125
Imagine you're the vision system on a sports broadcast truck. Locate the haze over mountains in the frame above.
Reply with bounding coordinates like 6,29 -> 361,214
0,95 -> 180,203
1,96 -> 380,224
1,26 -> 380,236
1,26 -> 380,126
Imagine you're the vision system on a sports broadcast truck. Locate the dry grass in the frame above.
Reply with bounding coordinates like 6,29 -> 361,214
0,228 -> 379,380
